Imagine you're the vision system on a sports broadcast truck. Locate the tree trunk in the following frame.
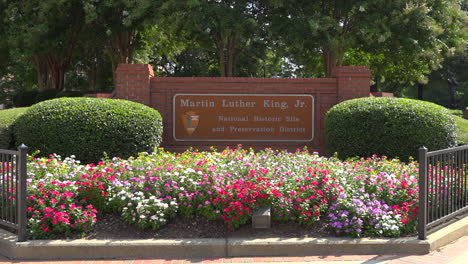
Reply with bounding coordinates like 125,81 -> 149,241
322,49 -> 337,77
417,83 -> 424,100
33,55 -> 51,91
370,78 -> 378,93
44,53 -> 69,91
108,30 -> 136,82
215,39 -> 226,77
226,35 -> 237,77
322,45 -> 344,77
87,60 -> 98,92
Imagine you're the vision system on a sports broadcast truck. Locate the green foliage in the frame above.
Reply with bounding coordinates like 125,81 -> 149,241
35,90 -> 60,103
266,0 -> 467,78
56,90 -> 84,98
325,97 -> 457,160
13,90 -> 39,107
14,98 -> 163,164
172,0 -> 265,77
0,107 -> 28,149
401,52 -> 468,108
3,0 -> 87,91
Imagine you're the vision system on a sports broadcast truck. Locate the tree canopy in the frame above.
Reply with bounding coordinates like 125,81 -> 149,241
0,0 -> 466,106
265,0 -> 466,77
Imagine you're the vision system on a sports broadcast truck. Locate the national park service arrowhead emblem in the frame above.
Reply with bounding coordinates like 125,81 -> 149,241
182,111 -> 199,135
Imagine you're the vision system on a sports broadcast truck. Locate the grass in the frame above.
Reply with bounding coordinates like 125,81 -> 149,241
446,109 -> 468,144
454,115 -> 468,145
448,109 -> 463,117
0,107 -> 29,149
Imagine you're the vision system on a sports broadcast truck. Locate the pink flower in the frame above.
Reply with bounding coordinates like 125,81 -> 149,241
63,191 -> 74,198
43,207 -> 54,213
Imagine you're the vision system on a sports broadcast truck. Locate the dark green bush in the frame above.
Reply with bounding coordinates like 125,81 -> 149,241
326,97 -> 457,161
14,98 -> 163,164
35,89 -> 59,103
13,90 -> 38,107
0,108 -> 29,149
56,90 -> 84,98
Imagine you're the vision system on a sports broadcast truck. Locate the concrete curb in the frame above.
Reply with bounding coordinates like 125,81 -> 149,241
1,215 -> 466,260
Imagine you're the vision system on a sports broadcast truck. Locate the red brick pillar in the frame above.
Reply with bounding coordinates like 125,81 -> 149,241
332,66 -> 372,102
114,64 -> 154,106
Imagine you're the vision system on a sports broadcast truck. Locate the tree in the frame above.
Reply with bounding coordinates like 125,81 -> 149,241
3,1 -> 86,91
174,0 -> 265,77
83,0 -> 171,75
265,0 -> 467,78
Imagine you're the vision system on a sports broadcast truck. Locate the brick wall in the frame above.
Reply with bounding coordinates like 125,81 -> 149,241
114,64 -> 371,155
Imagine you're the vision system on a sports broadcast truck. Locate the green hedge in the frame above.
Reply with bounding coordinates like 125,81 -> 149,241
13,90 -> 38,107
35,89 -> 60,103
0,108 -> 29,149
325,97 -> 457,161
56,90 -> 84,98
14,98 -> 163,163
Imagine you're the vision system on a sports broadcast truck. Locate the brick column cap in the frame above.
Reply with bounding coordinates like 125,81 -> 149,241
116,63 -> 154,77
331,66 -> 372,78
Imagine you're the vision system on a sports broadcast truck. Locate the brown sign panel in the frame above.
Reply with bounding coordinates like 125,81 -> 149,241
173,94 -> 314,142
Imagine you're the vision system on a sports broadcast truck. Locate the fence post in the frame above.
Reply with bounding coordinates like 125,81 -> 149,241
418,146 -> 428,240
17,144 -> 28,242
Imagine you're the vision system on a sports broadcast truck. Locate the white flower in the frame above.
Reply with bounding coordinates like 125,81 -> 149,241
359,6 -> 365,12
378,35 -> 386,43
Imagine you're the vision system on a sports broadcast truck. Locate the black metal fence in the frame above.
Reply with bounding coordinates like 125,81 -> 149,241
0,145 -> 28,241
418,145 -> 468,240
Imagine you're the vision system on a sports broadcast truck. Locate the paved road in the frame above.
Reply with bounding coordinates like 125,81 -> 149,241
1,235 -> 467,264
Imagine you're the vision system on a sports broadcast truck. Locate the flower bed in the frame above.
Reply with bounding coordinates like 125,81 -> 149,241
25,147 -> 419,239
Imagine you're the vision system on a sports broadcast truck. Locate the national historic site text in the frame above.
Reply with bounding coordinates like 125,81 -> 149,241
174,94 -> 314,141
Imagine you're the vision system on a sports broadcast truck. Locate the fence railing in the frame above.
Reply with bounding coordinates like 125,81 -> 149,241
418,145 -> 468,240
0,145 -> 28,241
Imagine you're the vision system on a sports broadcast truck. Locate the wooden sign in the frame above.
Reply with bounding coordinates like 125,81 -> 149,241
173,94 -> 314,142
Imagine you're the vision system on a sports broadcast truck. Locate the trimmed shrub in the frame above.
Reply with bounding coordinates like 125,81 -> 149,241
35,89 -> 59,103
0,108 -> 29,149
13,90 -> 38,107
326,97 -> 457,161
56,90 -> 84,98
14,98 -> 163,164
